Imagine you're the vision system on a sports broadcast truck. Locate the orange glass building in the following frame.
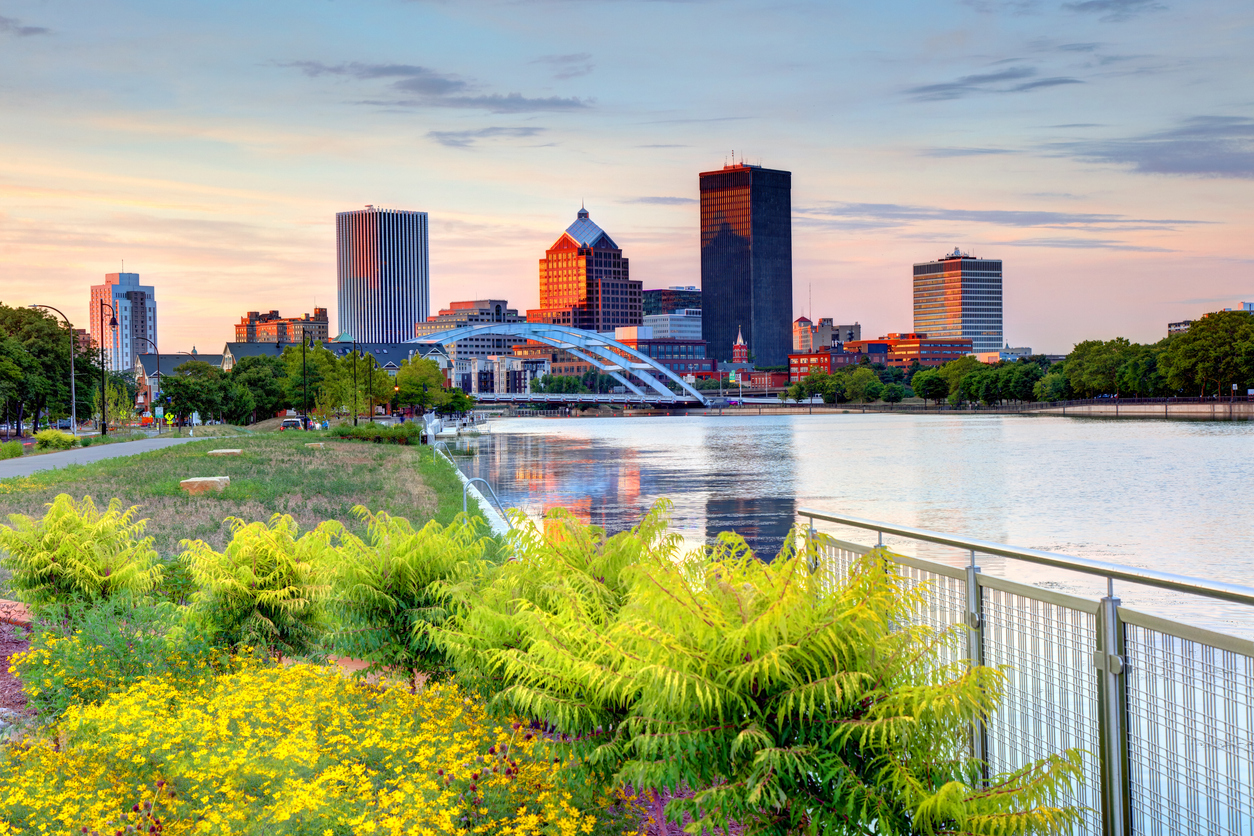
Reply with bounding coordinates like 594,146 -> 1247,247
913,249 -> 1003,353
527,208 -> 642,332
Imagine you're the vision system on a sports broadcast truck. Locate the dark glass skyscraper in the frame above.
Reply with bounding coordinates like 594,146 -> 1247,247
700,163 -> 792,366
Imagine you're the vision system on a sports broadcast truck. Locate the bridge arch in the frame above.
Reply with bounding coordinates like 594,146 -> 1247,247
406,323 -> 707,405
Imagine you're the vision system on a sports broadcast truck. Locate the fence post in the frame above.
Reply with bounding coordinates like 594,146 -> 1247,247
1096,582 -> 1131,836
965,549 -> 988,781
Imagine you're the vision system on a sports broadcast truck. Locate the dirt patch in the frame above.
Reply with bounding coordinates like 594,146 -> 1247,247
0,623 -> 29,714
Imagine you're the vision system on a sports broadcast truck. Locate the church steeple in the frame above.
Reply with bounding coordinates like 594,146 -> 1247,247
732,326 -> 749,363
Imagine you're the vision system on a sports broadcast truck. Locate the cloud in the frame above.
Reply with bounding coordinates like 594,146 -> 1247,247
282,60 -> 590,113
1062,0 -> 1167,22
531,53 -> 594,80
923,147 -> 1019,157
0,14 -> 49,36
905,66 -> 1082,101
426,126 -> 544,148
637,144 -> 689,148
993,236 -> 1174,251
1049,116 -> 1254,179
799,202 -> 1204,232
623,196 -> 697,205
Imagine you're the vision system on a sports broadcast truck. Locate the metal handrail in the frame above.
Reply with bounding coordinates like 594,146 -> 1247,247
461,477 -> 513,528
433,440 -> 513,528
799,507 -> 1254,607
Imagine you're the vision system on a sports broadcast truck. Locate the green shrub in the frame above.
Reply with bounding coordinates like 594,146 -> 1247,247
329,422 -> 422,445
448,503 -> 1082,835
33,429 -> 77,450
0,494 -> 164,618
181,514 -> 334,660
79,436 -> 94,447
324,507 -> 490,691
10,595 -> 229,719
0,440 -> 22,459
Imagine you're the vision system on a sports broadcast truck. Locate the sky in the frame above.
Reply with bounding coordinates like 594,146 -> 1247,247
0,0 -> 1251,355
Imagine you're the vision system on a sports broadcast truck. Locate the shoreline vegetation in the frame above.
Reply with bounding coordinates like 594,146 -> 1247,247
0,478 -> 1083,834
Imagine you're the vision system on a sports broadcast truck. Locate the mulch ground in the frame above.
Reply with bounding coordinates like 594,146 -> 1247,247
0,622 -> 30,714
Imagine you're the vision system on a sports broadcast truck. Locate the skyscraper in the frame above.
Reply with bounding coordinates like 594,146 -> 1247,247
336,206 -> 429,343
913,249 -> 1003,353
89,272 -> 157,372
527,208 -> 642,331
700,162 -> 792,366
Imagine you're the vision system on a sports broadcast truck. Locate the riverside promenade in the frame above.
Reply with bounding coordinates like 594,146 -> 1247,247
0,437 -> 200,480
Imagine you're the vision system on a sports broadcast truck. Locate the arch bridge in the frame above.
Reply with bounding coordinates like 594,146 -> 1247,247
406,323 -> 707,406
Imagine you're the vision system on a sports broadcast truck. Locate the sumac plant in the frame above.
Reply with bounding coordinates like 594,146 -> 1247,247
323,507 -> 490,691
0,494 -> 163,618
181,514 -> 333,660
450,501 -> 1082,836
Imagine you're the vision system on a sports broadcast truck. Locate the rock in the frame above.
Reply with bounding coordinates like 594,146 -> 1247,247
180,476 -> 230,495
305,442 -> 324,449
207,448 -> 242,457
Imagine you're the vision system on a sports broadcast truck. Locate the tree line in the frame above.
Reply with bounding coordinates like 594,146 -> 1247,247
0,299 -> 469,433
157,344 -> 469,425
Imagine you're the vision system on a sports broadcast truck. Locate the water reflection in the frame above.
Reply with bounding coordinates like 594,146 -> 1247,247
458,413 -> 1254,638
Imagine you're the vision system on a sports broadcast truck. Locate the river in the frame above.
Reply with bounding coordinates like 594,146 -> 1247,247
452,412 -> 1254,638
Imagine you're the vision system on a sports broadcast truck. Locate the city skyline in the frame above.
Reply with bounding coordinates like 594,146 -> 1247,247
1,0 -> 1251,355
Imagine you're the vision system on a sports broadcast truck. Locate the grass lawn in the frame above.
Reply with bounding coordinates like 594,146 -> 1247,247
0,433 -> 483,558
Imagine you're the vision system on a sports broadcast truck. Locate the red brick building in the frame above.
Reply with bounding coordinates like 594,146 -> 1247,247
788,350 -> 862,382
845,333 -> 972,368
235,308 -> 329,344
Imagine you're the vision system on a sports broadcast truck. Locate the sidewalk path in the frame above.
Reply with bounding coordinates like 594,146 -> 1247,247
0,437 -> 201,480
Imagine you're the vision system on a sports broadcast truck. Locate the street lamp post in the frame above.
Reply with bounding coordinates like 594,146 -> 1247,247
368,355 -> 375,423
98,299 -> 118,436
301,329 -> 309,429
29,304 -> 78,437
132,335 -> 162,435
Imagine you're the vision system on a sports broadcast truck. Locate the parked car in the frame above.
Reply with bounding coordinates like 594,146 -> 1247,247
279,418 -> 305,431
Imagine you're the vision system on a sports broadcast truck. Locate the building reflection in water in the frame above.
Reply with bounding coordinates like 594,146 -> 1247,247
456,418 -> 798,558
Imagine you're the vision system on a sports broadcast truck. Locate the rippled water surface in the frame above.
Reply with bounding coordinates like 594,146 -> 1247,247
454,413 -> 1254,637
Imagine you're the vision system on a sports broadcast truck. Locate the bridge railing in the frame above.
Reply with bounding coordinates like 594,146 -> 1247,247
799,508 -> 1254,836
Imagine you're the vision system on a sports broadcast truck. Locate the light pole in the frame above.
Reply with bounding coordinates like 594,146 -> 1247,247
301,329 -> 310,428
368,354 -> 375,422
132,335 -> 162,434
345,335 -> 358,426
98,299 -> 118,436
29,304 -> 77,437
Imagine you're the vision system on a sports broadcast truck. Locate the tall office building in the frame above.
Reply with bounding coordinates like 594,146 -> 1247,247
89,272 -> 158,372
913,249 -> 1003,353
700,162 -> 792,366
527,207 -> 642,331
336,206 -> 429,343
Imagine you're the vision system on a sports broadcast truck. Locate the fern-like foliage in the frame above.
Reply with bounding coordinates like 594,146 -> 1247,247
322,507 -> 490,690
441,501 -> 683,775
180,514 -> 334,660
449,502 -> 1083,836
0,494 -> 163,617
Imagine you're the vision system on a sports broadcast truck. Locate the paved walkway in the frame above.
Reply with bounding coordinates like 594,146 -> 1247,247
0,436 -> 201,480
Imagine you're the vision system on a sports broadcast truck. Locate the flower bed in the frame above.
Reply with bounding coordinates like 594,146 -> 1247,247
0,662 -> 637,835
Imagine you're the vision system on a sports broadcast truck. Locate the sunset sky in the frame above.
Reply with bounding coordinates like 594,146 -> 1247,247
1,0 -> 1251,354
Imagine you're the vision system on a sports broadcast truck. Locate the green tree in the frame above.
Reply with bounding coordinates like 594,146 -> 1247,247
882,381 -> 906,404
846,366 -> 884,403
1007,362 -> 1044,402
230,354 -> 288,422
1161,311 -> 1254,397
531,374 -> 590,395
911,369 -> 950,406
936,355 -> 983,397
396,356 -> 449,413
1033,371 -> 1069,402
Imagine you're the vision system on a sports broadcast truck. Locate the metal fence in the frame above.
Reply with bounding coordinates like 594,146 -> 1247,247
800,509 -> 1254,836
